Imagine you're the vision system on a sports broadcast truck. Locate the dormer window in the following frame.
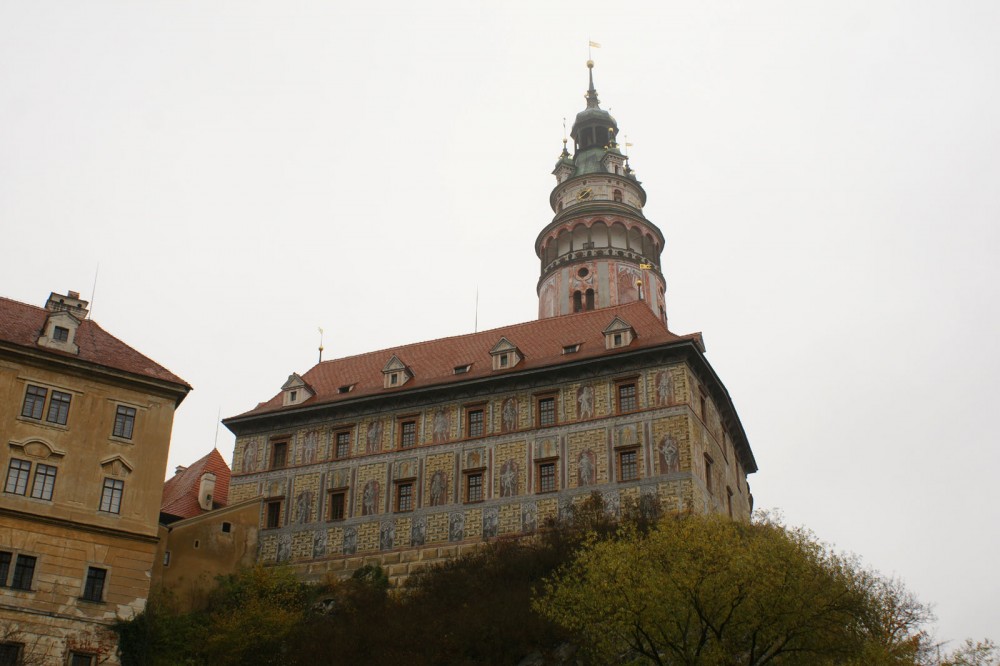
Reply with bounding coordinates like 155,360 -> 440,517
281,373 -> 314,407
603,316 -> 636,350
562,344 -> 580,354
454,364 -> 472,375
338,384 -> 354,394
37,310 -> 81,355
489,337 -> 522,371
382,355 -> 412,389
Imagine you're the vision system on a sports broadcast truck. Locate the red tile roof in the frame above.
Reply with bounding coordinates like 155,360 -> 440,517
0,295 -> 190,388
160,448 -> 231,520
232,302 -> 701,420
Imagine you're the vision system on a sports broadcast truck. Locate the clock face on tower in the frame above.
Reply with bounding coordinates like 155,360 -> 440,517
576,187 -> 593,201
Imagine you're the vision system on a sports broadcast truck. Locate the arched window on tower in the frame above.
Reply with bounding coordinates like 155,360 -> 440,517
585,289 -> 595,310
573,291 -> 583,313
613,189 -> 623,202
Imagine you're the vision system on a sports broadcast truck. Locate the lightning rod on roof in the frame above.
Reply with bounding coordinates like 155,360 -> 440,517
318,327 -> 325,363
89,263 -> 99,320
214,407 -> 221,449
475,287 -> 479,333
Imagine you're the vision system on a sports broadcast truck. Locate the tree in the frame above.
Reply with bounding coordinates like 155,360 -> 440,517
536,512 -> 934,665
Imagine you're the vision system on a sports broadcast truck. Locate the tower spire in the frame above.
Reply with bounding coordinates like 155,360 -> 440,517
585,59 -> 600,109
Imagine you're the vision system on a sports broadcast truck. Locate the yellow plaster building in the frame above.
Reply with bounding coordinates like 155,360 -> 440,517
0,291 -> 189,665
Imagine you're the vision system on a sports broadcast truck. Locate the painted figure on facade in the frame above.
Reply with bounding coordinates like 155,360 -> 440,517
361,480 -> 379,516
578,449 -> 596,486
380,521 -> 395,551
295,490 -> 313,524
276,534 -> 291,563
603,490 -> 621,517
577,385 -> 594,420
656,370 -> 675,406
430,470 -> 448,506
483,507 -> 499,538
241,440 -> 257,473
302,431 -> 318,465
617,424 -> 638,448
539,277 -> 557,318
657,434 -> 680,474
500,460 -> 518,497
343,527 -> 358,555
449,512 -> 465,542
366,421 -> 382,453
502,397 -> 518,432
433,408 -> 449,443
522,502 -> 537,533
617,264 -> 641,302
411,517 -> 427,546
312,529 -> 327,558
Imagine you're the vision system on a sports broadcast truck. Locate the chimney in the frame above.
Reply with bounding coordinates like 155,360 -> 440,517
198,473 -> 217,511
175,465 -> 187,475
45,290 -> 89,319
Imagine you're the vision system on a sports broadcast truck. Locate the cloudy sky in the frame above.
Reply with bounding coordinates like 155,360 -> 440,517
2,0 -> 997,646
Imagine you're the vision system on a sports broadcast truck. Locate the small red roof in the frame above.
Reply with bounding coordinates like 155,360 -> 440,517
0,295 -> 190,388
231,301 -> 701,420
160,449 -> 231,520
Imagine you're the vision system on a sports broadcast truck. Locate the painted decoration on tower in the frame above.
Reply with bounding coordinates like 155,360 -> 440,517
499,460 -> 518,497
433,408 -> 450,443
655,370 -> 675,406
366,421 -> 383,454
571,263 -> 596,306
617,264 -> 641,303
578,450 -> 596,486
539,275 -> 558,318
483,507 -> 499,538
411,516 -> 427,547
361,480 -> 379,516
501,397 -> 518,432
302,430 -> 319,465
657,434 -> 680,474
343,527 -> 358,555
449,512 -> 465,542
380,521 -> 395,551
295,490 -> 313,524
577,385 -> 595,420
429,470 -> 448,506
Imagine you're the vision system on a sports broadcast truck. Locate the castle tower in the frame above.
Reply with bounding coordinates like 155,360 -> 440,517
536,60 -> 667,322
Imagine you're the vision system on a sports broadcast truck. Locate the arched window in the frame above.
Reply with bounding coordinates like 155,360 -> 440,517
585,289 -> 595,310
573,291 -> 583,313
613,189 -> 623,202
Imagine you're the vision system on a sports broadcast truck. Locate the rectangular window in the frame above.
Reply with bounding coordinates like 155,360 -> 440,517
466,472 -> 483,503
328,492 -> 346,521
265,501 -> 282,529
99,478 -> 124,514
538,462 -> 557,493
4,459 -> 31,495
704,454 -> 714,494
45,390 -> 71,425
30,464 -> 57,500
20,385 -> 47,420
617,382 -> 637,413
399,421 -> 416,449
53,325 -> 70,342
619,450 -> 638,481
82,567 -> 107,602
537,397 -> 556,427
113,406 -> 136,439
727,487 -> 734,517
396,482 -> 413,512
467,409 -> 484,438
10,555 -> 36,590
0,552 -> 11,586
335,431 -> 351,459
271,441 -> 288,469
0,643 -> 23,665
69,653 -> 96,666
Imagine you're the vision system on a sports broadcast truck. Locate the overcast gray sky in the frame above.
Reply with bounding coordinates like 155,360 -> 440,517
2,0 -> 997,646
